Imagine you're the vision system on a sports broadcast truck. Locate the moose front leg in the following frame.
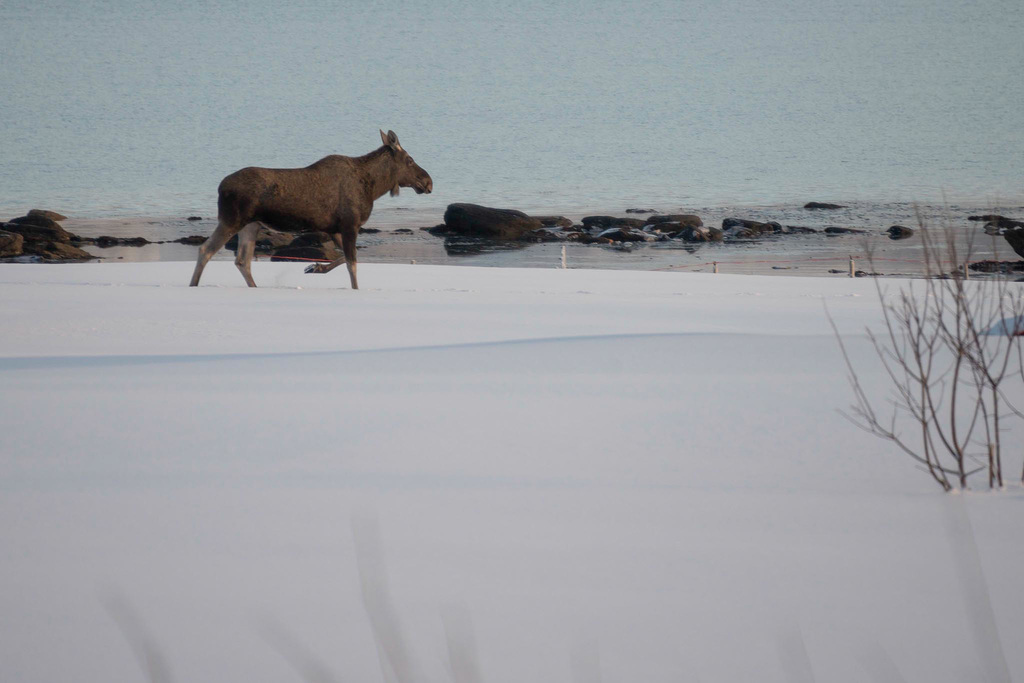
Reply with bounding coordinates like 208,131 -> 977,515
303,231 -> 357,289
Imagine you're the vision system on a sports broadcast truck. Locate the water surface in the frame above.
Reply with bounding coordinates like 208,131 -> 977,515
2,0 -> 1022,219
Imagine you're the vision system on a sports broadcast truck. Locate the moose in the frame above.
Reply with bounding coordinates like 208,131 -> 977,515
189,130 -> 432,290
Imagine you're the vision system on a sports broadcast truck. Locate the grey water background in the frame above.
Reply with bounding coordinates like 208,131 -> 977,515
2,0 -> 1023,224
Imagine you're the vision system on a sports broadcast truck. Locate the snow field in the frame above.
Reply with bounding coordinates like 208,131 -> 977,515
1,262 -> 1022,682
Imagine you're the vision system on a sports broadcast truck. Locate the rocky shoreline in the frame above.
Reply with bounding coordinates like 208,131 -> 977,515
0,209 -> 209,262
4,203 -> 1023,275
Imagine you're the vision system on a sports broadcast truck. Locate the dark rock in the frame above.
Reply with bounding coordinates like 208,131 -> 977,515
581,215 -> 646,230
1003,227 -> 1024,259
969,260 -> 1024,273
288,232 -> 333,248
578,234 -> 615,245
675,226 -> 723,242
394,228 -> 413,234
359,227 -> 381,234
443,235 -> 527,256
823,227 -> 867,235
625,208 -> 656,214
532,215 -> 574,228
424,224 -> 449,236
0,230 -> 25,257
854,270 -> 881,277
25,240 -> 94,260
521,227 -> 568,243
596,227 -> 653,242
9,214 -> 65,230
70,234 -> 95,243
176,235 -> 207,245
979,216 -> 1024,230
967,215 -> 1024,227
722,218 -> 783,238
27,209 -> 68,221
646,214 -> 703,228
804,202 -> 846,209
187,216 -> 203,221
783,225 -> 819,234
225,224 -> 293,252
444,203 -> 542,239
2,219 -> 72,243
887,225 -> 914,240
94,235 -> 150,247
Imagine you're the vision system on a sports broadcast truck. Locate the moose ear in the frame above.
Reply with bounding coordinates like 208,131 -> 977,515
380,129 -> 403,151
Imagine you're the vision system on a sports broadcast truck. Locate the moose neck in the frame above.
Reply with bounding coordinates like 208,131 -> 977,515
358,147 -> 401,201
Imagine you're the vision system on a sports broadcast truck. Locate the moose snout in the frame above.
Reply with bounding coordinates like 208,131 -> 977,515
417,177 -> 433,194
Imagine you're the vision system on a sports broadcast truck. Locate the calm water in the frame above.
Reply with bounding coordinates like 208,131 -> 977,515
2,0 -> 1023,222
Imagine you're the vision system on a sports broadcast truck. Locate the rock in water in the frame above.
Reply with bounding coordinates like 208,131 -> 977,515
225,224 -> 293,252
444,203 -> 542,239
823,226 -> 867,235
27,241 -> 94,261
0,230 -> 25,257
721,218 -> 783,238
804,202 -> 846,209
27,209 -> 68,221
595,227 -> 653,242
887,225 -> 914,240
1004,227 -> 1024,259
3,218 -> 73,243
531,215 -> 574,228
675,226 -> 723,242
94,236 -> 150,247
581,215 -> 647,230
646,214 -> 703,228
968,215 -> 1024,228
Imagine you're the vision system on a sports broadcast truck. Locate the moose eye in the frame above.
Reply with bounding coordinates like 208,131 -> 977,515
407,157 -> 415,166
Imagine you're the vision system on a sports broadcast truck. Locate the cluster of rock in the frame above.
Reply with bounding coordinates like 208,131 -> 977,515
432,203 -> 718,245
23,202 -> 1024,268
0,210 -> 94,261
426,203 -> 910,247
0,210 -> 225,261
967,215 -> 1024,260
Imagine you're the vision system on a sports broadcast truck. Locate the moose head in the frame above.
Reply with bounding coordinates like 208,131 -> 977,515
380,129 -> 433,197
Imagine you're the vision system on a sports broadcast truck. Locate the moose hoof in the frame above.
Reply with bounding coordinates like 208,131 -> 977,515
304,263 -> 326,274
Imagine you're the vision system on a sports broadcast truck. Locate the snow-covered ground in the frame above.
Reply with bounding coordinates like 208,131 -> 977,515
1,262 -> 1021,683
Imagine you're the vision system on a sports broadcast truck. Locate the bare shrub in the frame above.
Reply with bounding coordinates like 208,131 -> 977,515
831,213 -> 1024,491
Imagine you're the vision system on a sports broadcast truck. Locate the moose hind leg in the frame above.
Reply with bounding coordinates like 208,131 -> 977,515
305,235 -> 347,275
338,232 -> 358,290
234,222 -> 260,287
190,221 -> 239,286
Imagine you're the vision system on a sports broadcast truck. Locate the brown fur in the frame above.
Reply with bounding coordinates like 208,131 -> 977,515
190,130 -> 431,289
